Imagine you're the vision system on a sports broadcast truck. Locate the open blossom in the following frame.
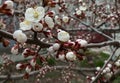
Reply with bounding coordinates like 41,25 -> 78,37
4,0 -> 14,9
66,51 -> 76,61
32,22 -> 43,32
44,15 -> 54,29
13,30 -> 27,44
25,7 -> 45,22
20,20 -> 32,31
62,15 -> 69,23
76,9 -> 82,15
57,29 -> 70,42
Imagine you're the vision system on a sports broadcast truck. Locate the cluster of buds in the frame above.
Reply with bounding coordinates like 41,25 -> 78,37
2,54 -> 13,66
74,3 -> 87,19
22,48 -> 36,58
63,39 -> 87,49
37,65 -> 53,79
57,51 -> 76,61
0,0 -> 14,15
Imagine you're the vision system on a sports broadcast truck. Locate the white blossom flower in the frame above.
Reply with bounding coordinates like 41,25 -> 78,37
25,66 -> 32,73
20,20 -> 32,31
76,39 -> 87,47
57,29 -> 70,42
76,9 -> 82,15
62,15 -> 69,23
25,7 -> 45,22
4,0 -> 14,9
13,30 -> 27,44
53,43 -> 60,50
66,51 -> 76,61
58,54 -> 65,61
32,22 -> 43,31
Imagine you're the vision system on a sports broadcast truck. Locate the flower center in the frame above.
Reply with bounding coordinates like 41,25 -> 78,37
33,11 -> 39,18
24,20 -> 30,25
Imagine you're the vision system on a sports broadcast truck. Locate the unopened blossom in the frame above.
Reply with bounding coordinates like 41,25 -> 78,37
53,43 -> 60,50
30,59 -> 36,67
66,51 -> 76,61
11,45 -> 18,55
20,20 -> 32,31
107,64 -> 112,68
16,63 -> 23,70
57,29 -> 70,42
55,15 -> 61,25
91,77 -> 95,81
25,66 -> 32,73
58,54 -> 65,61
115,61 -> 120,67
76,39 -> 87,47
13,30 -> 27,44
32,22 -> 43,32
48,46 -> 55,54
44,15 -> 54,29
96,67 -> 101,71
62,15 -> 69,23
4,0 -> 14,9
25,7 -> 45,22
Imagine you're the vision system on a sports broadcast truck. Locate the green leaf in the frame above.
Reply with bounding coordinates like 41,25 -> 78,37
47,57 -> 56,66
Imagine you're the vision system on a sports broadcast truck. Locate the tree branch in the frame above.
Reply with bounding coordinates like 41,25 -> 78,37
0,66 -> 95,80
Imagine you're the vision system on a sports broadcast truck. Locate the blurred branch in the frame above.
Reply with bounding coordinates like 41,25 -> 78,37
0,66 -> 95,80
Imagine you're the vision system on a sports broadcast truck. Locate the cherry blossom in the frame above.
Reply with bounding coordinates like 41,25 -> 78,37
25,7 -> 45,22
